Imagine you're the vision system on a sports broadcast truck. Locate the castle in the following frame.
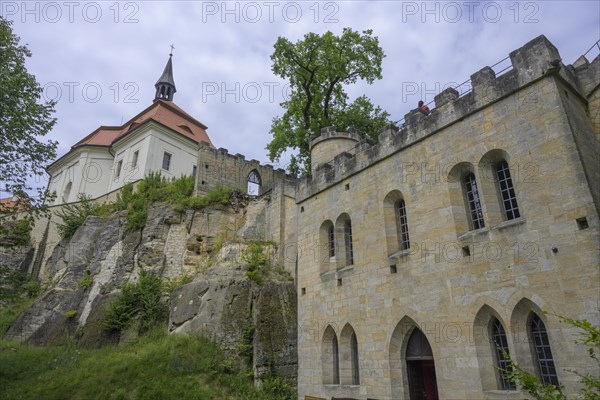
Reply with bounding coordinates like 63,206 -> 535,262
23,35 -> 600,399
290,36 -> 599,400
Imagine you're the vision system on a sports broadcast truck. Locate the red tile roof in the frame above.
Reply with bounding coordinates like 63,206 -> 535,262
72,100 -> 214,149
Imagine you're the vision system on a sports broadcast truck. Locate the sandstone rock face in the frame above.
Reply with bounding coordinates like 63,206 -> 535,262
4,198 -> 298,383
169,277 -> 297,383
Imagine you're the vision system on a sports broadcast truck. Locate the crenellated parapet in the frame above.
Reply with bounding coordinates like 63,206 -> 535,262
297,35 -> 599,202
196,141 -> 291,196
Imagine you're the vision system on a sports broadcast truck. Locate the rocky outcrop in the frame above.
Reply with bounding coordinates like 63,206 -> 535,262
169,275 -> 297,383
4,197 -> 298,383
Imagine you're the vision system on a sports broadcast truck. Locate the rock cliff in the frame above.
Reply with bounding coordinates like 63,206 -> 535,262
3,195 -> 297,383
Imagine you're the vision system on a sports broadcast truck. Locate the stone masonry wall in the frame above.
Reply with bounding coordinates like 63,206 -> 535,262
296,36 -> 599,400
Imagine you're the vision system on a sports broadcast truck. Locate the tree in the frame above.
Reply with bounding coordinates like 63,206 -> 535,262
0,17 -> 57,216
267,28 -> 390,175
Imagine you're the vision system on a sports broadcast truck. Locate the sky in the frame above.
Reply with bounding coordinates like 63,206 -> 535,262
3,0 -> 600,192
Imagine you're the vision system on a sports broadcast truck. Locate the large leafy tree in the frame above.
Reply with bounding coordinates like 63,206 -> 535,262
267,28 -> 390,175
0,17 -> 57,215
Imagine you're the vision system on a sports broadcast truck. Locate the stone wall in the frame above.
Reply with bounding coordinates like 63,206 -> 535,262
296,35 -> 600,400
195,142 -> 289,196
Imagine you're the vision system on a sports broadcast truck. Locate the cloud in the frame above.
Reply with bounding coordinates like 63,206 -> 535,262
4,0 -> 599,194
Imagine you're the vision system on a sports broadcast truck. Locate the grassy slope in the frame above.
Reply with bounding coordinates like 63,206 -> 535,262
0,329 -> 295,400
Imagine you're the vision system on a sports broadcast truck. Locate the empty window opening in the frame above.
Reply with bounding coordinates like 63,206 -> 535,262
247,169 -> 261,196
576,217 -> 589,230
350,332 -> 360,385
462,246 -> 471,257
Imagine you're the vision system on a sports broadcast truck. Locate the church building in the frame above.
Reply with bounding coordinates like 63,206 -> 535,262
46,54 -> 214,204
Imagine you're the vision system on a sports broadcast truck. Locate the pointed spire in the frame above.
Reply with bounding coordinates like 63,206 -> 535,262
154,46 -> 176,102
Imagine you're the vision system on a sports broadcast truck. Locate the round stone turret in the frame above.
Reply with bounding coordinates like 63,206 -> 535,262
310,126 -> 360,176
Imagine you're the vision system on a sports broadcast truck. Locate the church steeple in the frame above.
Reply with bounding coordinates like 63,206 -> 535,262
154,46 -> 176,102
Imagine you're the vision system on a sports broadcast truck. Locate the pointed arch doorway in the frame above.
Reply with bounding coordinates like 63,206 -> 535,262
406,329 -> 439,400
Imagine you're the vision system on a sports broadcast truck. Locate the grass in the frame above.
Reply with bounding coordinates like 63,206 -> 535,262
0,329 -> 296,400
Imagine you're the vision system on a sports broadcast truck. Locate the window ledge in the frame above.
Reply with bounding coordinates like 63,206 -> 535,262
457,227 -> 489,241
336,265 -> 354,279
388,249 -> 411,264
484,390 -> 521,400
492,217 -> 526,231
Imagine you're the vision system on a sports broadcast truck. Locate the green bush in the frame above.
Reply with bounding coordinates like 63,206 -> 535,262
114,182 -> 134,211
0,217 -> 33,245
242,242 -> 269,284
505,314 -> 600,400
56,194 -> 101,239
103,270 -> 166,334
0,266 -> 40,304
185,186 -> 232,211
126,195 -> 148,232
79,270 -> 93,290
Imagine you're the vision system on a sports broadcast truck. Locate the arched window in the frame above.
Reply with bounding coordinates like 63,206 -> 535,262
319,220 -> 335,275
328,225 -> 335,257
530,314 -> 559,386
383,190 -> 410,256
344,220 -> 353,266
396,199 -> 410,250
322,326 -> 340,385
495,159 -> 520,220
464,172 -> 485,230
351,332 -> 360,385
491,318 -> 516,390
340,324 -> 360,385
247,169 -> 261,195
335,213 -> 354,267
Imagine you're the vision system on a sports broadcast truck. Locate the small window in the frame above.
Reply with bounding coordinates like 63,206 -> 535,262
132,150 -> 139,168
576,217 -> 589,230
192,165 -> 197,177
464,172 -> 485,230
115,160 -> 123,179
162,152 -> 172,171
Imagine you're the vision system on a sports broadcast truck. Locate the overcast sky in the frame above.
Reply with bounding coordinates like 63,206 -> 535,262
4,0 -> 600,188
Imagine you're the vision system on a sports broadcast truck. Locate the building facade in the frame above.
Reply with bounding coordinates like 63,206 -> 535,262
46,55 -> 214,205
294,36 -> 599,400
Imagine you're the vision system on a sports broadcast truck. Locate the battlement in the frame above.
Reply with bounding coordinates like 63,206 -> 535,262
196,141 -> 289,195
297,35 -> 598,202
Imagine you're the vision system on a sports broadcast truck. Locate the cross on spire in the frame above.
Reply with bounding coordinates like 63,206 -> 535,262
169,44 -> 175,57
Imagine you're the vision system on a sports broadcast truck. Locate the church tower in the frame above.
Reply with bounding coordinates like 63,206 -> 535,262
154,48 -> 176,102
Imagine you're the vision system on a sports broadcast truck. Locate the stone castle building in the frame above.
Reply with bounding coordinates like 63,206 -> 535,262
290,36 -> 599,400
14,35 -> 599,400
